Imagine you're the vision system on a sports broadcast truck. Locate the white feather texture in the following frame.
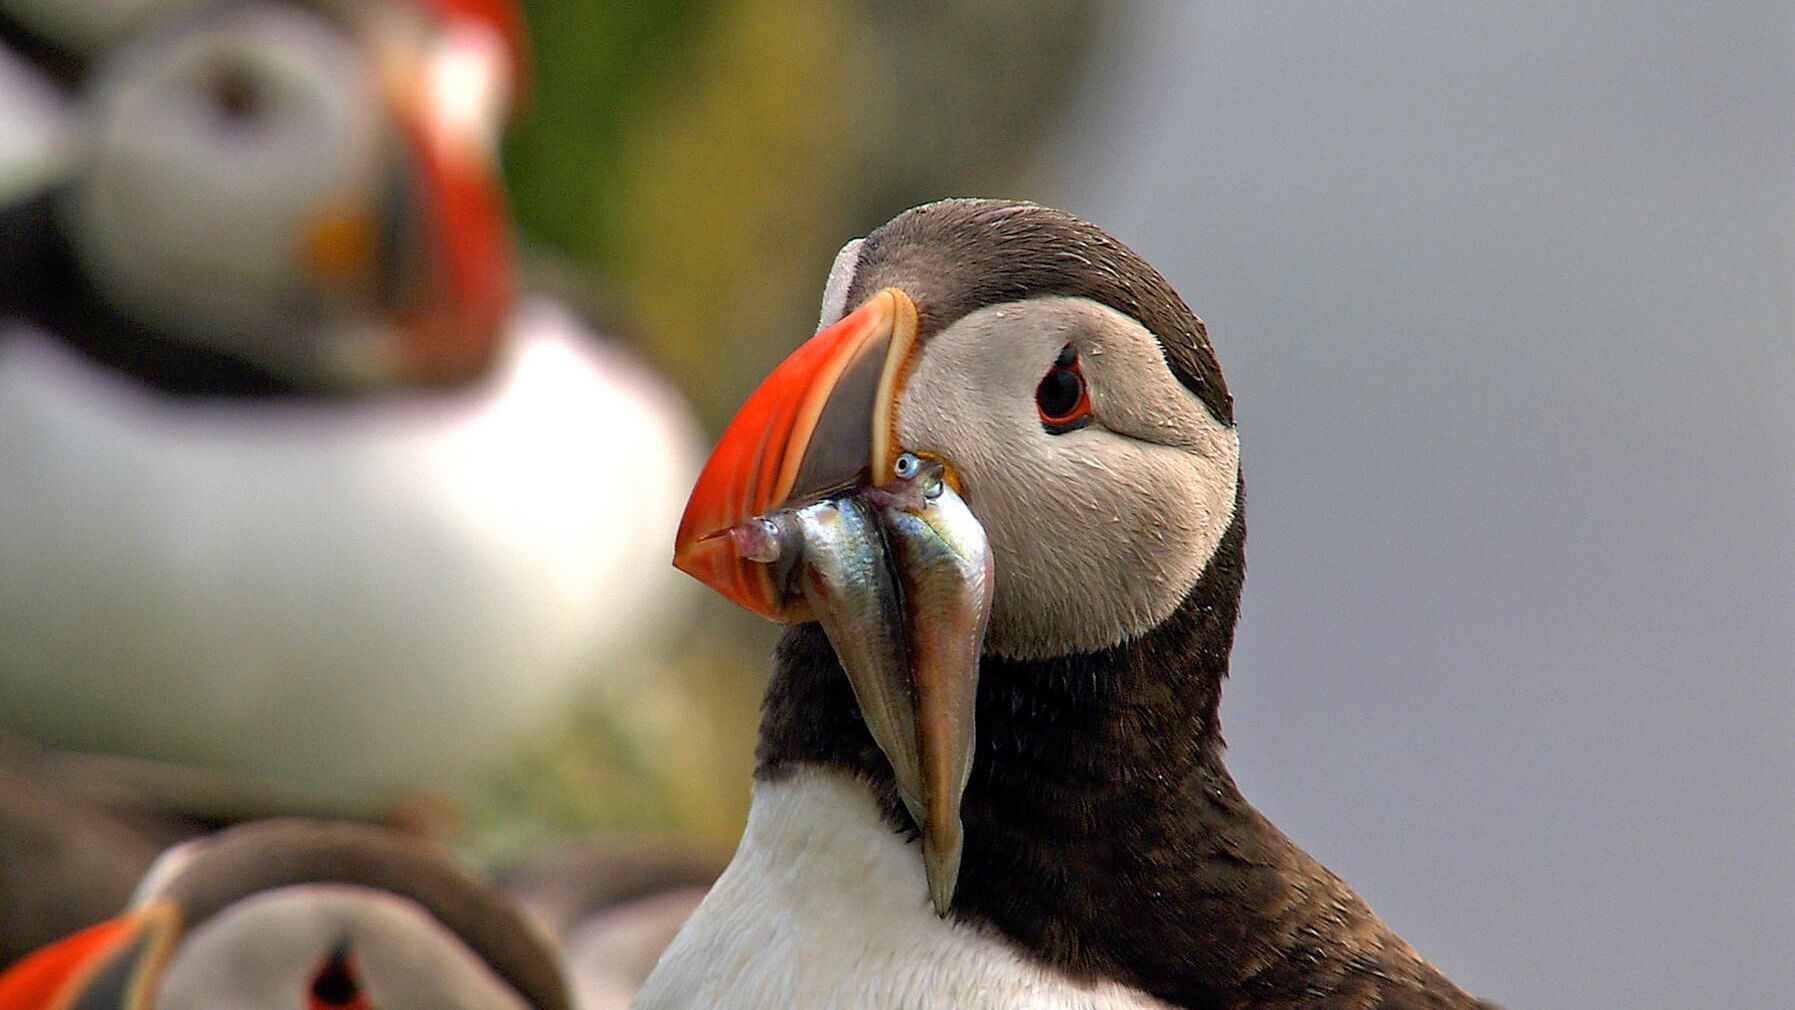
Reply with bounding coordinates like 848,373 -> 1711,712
0,295 -> 700,803
635,769 -> 1174,1010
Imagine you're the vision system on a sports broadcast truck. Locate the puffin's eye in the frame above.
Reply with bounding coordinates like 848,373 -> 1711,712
1036,345 -> 1093,434
203,59 -> 267,128
309,946 -> 371,1010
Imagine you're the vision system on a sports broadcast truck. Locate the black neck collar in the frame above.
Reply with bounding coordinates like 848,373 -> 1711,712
1,189 -> 310,398
756,504 -> 1487,1009
0,15 -> 86,93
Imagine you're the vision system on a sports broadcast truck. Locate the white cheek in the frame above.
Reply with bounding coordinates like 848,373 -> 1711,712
895,298 -> 1239,659
68,8 -> 385,370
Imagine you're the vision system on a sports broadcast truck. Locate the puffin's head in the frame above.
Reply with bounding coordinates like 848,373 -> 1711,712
673,199 -> 1240,909
42,0 -> 524,388
677,198 -> 1239,659
0,820 -> 570,1010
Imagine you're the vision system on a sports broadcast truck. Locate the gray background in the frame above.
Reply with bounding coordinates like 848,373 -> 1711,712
1044,4 -> 1794,1008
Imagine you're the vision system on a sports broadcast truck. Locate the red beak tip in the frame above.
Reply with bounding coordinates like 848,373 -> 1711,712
672,530 -> 783,620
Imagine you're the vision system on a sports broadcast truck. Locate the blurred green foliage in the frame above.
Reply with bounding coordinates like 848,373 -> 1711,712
507,0 -> 854,426
506,2 -> 715,267
463,612 -> 768,857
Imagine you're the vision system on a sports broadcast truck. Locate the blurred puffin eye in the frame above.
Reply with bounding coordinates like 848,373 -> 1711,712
203,59 -> 266,126
308,946 -> 371,1010
1036,345 -> 1093,434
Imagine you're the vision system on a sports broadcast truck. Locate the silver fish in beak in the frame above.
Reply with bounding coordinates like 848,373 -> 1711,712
732,491 -> 927,837
725,453 -> 992,915
865,453 -> 993,915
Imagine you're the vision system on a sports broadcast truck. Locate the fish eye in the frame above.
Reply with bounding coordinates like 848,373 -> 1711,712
1036,345 -> 1093,434
894,452 -> 922,480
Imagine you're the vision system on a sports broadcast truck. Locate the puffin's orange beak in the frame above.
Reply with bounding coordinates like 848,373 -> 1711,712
296,11 -> 515,387
422,0 -> 532,117
0,904 -> 177,1010
387,104 -> 513,384
672,288 -> 920,618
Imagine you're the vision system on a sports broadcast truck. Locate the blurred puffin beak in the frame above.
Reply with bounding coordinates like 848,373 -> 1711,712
0,902 -> 178,1010
297,14 -> 515,386
673,287 -> 993,916
431,2 -> 530,124
673,288 -> 921,619
385,100 -> 513,384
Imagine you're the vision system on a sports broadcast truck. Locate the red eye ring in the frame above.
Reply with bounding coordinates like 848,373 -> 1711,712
1036,345 -> 1093,433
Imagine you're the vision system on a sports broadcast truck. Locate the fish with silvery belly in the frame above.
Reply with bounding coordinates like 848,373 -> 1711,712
727,453 -> 993,914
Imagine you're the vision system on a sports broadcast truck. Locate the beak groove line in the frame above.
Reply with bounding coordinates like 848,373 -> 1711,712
870,292 -> 920,487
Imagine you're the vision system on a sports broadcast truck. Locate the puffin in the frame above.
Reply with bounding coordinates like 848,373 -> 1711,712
638,199 -> 1497,1009
0,819 -> 572,1010
0,0 -> 698,802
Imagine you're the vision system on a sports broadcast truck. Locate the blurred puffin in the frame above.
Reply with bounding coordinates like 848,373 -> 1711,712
640,200 -> 1495,1008
0,0 -> 698,803
0,819 -> 572,1010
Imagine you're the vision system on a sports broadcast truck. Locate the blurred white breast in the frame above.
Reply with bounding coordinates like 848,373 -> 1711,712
0,295 -> 700,804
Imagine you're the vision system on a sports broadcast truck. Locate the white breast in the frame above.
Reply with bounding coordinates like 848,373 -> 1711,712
0,296 -> 700,804
634,769 -> 1173,1010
